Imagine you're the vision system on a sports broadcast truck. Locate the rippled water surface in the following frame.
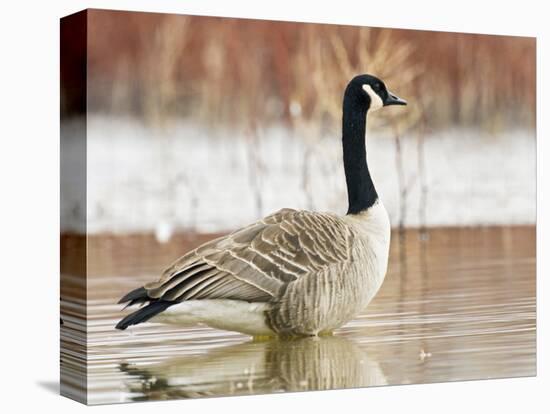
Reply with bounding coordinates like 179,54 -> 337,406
60,227 -> 536,404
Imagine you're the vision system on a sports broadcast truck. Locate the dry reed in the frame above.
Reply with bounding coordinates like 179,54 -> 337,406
83,10 -> 535,131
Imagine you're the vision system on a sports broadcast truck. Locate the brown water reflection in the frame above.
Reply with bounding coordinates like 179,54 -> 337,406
60,227 -> 536,404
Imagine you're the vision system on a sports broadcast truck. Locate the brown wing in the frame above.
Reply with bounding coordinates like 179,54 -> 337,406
138,208 -> 353,303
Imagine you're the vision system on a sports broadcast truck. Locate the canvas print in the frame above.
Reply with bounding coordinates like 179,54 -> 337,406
60,9 -> 536,405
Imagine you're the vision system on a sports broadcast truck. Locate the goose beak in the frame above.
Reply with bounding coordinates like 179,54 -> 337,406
384,91 -> 407,106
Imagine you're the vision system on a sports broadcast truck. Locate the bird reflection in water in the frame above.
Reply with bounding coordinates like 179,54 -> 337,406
119,336 -> 386,401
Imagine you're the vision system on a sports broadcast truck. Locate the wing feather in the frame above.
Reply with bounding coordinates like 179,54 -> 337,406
119,209 -> 354,307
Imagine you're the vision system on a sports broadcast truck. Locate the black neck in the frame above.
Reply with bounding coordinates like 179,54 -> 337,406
342,93 -> 378,215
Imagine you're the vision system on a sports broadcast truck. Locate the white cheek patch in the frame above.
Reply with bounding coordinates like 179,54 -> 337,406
362,84 -> 383,111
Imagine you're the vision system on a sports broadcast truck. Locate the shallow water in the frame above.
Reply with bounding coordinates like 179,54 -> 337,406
60,226 -> 536,404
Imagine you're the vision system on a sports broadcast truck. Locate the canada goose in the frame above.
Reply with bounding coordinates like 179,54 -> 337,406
116,74 -> 407,336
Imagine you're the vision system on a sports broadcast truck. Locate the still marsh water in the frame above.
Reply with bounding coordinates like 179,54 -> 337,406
60,226 -> 536,404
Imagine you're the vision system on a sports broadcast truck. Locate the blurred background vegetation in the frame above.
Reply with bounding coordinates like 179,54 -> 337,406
67,11 -> 536,133
60,10 -> 536,237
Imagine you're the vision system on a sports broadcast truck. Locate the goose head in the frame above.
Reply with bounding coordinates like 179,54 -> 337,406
344,74 -> 407,112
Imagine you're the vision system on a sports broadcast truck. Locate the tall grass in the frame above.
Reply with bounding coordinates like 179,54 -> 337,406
85,10 -> 536,131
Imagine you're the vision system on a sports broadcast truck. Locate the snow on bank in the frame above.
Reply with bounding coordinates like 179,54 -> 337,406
61,116 -> 536,235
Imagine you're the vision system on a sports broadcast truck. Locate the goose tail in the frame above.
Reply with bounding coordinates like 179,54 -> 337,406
115,301 -> 174,330
118,286 -> 148,305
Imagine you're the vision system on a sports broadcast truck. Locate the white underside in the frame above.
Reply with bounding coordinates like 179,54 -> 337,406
343,200 -> 392,303
150,299 -> 273,336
